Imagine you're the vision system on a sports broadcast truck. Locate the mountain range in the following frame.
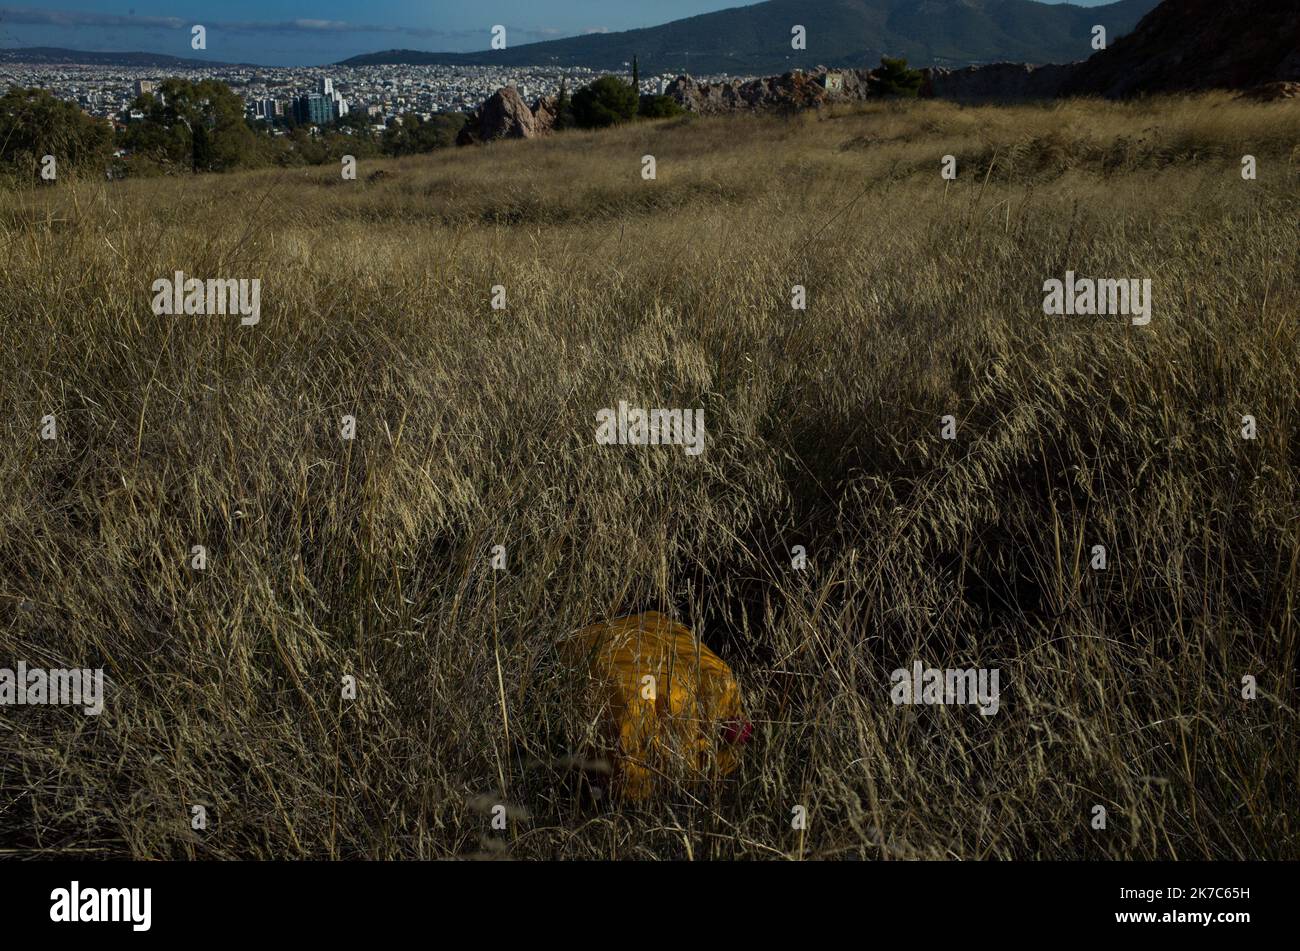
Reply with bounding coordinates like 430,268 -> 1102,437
340,0 -> 1161,73
0,47 -> 241,68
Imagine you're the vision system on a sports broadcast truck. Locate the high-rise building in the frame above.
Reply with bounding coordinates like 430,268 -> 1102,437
253,98 -> 280,121
134,79 -> 158,97
293,94 -> 333,126
318,76 -> 334,97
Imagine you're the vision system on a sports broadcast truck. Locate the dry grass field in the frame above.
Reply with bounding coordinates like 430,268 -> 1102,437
1,94 -> 1297,859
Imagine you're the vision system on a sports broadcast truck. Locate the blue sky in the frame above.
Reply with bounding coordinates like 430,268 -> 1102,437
0,1 -> 1120,66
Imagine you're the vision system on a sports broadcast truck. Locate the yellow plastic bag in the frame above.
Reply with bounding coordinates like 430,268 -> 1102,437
572,612 -> 752,800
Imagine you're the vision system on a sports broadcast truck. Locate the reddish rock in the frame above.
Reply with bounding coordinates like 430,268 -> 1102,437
531,95 -> 559,133
478,86 -> 539,140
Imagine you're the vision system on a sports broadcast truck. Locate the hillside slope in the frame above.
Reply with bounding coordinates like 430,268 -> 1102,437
3,95 -> 1297,860
1062,0 -> 1300,96
0,47 -> 240,68
341,0 -> 1158,73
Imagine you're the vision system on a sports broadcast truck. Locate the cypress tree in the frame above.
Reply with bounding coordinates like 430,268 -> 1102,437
555,77 -> 572,130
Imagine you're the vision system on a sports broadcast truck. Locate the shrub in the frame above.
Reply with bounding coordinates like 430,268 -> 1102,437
572,77 -> 639,129
871,56 -> 924,97
381,112 -> 466,156
639,94 -> 685,119
0,87 -> 112,180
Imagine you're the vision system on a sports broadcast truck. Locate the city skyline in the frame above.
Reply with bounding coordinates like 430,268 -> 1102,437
2,58 -> 629,126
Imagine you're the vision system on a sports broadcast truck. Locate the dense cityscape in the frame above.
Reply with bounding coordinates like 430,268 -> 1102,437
0,59 -> 746,129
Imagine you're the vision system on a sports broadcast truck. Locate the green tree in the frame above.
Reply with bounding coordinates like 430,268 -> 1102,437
0,87 -> 112,180
553,78 -> 574,131
332,110 -> 375,135
638,95 -> 684,119
380,112 -> 466,156
572,76 -> 639,129
632,56 -> 640,93
870,57 -> 924,98
121,78 -> 257,172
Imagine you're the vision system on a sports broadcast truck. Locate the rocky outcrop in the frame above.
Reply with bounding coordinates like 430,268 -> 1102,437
460,68 -> 873,133
1062,0 -> 1300,98
530,95 -> 559,134
920,63 -> 1076,103
457,86 -> 559,146
477,86 -> 542,140
664,68 -> 873,115
1238,81 -> 1300,103
663,60 -> 1080,112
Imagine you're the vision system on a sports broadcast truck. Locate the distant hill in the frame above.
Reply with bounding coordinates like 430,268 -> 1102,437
0,47 -> 239,68
1062,0 -> 1300,96
340,0 -> 1160,73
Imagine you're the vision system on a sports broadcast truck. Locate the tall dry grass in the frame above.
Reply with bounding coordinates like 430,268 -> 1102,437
0,94 -> 1297,859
